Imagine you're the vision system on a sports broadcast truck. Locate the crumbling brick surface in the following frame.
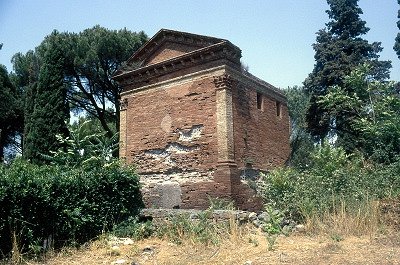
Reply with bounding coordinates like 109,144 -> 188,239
125,78 -> 218,172
115,29 -> 290,211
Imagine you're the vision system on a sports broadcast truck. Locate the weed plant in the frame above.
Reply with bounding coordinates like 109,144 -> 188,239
258,143 -> 400,236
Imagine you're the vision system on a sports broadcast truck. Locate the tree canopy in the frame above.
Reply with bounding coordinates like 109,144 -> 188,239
304,0 -> 391,145
63,26 -> 147,139
9,26 -> 147,161
318,64 -> 400,163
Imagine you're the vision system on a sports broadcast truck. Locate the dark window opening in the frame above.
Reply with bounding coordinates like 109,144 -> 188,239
276,101 -> 281,117
256,92 -> 263,110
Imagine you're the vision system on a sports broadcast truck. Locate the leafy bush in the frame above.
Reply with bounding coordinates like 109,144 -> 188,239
0,159 -> 142,257
112,216 -> 153,240
258,143 -> 400,221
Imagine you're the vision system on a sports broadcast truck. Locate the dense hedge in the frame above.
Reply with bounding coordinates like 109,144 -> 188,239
0,159 -> 142,256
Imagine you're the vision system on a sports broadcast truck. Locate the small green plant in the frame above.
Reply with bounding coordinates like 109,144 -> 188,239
261,206 -> 284,251
266,235 -> 278,251
156,211 -> 219,245
208,196 -> 235,210
330,233 -> 343,242
249,237 -> 259,247
154,208 -> 241,246
113,217 -> 154,240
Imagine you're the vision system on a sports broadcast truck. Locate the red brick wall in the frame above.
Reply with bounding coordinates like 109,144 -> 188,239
124,76 -> 218,172
123,75 -> 223,208
232,82 -> 290,171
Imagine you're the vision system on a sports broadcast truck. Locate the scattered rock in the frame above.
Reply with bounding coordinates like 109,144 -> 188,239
244,260 -> 253,265
110,246 -> 121,256
248,212 -> 257,221
238,211 -> 248,221
143,245 -> 155,255
123,238 -> 134,245
252,219 -> 260,228
111,259 -> 126,264
257,212 -> 268,221
295,224 -> 305,233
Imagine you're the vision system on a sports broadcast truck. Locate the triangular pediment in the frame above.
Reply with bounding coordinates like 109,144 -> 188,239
142,41 -> 202,66
125,29 -> 227,67
113,29 -> 243,86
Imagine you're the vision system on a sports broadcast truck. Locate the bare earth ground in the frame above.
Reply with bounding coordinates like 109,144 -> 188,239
24,230 -> 400,265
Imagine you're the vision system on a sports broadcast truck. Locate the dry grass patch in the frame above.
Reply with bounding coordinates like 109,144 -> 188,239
14,228 -> 400,265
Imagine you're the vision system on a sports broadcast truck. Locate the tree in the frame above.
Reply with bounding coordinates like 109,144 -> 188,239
319,64 -> 400,163
23,31 -> 70,163
10,51 -> 40,153
284,86 -> 314,168
395,0 -> 400,60
304,0 -> 391,145
63,26 -> 147,139
11,26 -> 148,158
0,65 -> 23,161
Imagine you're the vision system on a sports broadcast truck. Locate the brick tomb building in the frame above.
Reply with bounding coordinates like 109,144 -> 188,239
113,29 -> 290,211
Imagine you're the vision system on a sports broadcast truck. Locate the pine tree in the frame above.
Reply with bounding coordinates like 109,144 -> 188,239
304,0 -> 391,146
395,0 -> 400,60
24,31 -> 70,163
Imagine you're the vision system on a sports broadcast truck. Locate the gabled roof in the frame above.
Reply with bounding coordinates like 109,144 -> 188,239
125,28 -> 239,67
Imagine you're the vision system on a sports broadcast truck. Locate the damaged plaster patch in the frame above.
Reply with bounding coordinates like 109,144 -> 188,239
166,142 -> 199,153
140,171 -> 214,185
143,142 -> 199,166
144,148 -> 176,166
178,125 -> 203,142
161,114 -> 172,132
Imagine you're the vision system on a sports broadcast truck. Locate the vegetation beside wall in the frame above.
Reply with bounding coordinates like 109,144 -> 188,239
0,159 -> 142,258
258,143 -> 400,233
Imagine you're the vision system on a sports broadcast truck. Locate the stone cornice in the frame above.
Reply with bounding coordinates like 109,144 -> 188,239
114,41 -> 241,89
120,65 -> 227,97
120,64 -> 287,104
227,67 -> 287,104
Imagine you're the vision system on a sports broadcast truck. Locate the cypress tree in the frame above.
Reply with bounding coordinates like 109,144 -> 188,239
304,0 -> 391,146
395,0 -> 400,60
24,31 -> 69,163
0,65 -> 23,161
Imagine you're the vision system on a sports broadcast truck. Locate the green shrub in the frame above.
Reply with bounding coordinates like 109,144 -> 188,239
258,143 -> 400,221
112,216 -> 153,240
0,159 -> 142,257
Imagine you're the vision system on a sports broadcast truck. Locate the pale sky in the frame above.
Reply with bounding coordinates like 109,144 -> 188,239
0,0 -> 399,89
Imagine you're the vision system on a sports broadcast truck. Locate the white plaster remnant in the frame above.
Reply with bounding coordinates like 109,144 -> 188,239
160,114 -> 172,132
178,125 -> 203,142
140,171 -> 214,185
143,149 -> 176,166
166,142 -> 199,154
143,142 -> 199,166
